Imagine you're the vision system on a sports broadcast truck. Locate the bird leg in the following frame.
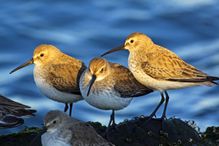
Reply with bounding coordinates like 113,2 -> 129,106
108,110 -> 116,127
145,93 -> 165,124
161,91 -> 169,120
64,103 -> 68,112
69,103 -> 73,116
111,109 -> 116,126
106,110 -> 117,137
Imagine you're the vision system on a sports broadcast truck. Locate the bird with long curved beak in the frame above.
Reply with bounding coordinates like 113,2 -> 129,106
10,44 -> 86,116
101,32 -> 219,122
80,57 -> 153,127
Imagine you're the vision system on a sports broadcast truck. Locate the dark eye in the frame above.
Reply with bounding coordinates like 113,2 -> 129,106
53,120 -> 56,124
130,40 -> 134,43
100,68 -> 104,73
40,53 -> 44,57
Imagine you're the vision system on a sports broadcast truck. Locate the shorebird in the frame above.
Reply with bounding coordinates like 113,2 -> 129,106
41,110 -> 114,146
80,57 -> 153,127
101,32 -> 219,120
0,94 -> 36,128
10,45 -> 86,116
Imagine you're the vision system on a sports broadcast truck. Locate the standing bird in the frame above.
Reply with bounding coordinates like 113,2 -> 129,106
101,32 -> 219,120
80,57 -> 153,127
10,45 -> 86,116
41,110 -> 114,146
0,94 -> 36,128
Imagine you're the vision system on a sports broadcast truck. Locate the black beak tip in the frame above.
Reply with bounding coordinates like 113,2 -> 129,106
100,45 -> 124,57
9,70 -> 14,74
100,53 -> 106,57
8,58 -> 33,75
86,75 -> 96,97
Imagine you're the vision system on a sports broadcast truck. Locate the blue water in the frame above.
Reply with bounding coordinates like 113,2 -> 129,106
0,0 -> 219,134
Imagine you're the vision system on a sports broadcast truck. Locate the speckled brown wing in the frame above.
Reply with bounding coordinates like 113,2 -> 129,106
111,63 -> 153,98
141,46 -> 210,82
47,58 -> 86,95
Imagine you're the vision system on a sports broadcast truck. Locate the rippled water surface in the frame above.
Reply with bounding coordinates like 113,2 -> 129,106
0,0 -> 219,134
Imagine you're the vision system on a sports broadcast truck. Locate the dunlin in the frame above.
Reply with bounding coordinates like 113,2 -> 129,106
101,32 -> 219,120
0,94 -> 36,128
80,57 -> 153,126
41,110 -> 114,146
10,45 -> 86,116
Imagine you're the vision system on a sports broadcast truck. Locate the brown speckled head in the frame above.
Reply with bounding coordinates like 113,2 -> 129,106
88,57 -> 110,79
124,32 -> 154,51
33,44 -> 61,65
100,32 -> 154,57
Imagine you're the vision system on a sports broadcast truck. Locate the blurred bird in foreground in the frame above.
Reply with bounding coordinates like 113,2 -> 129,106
41,110 -> 114,146
101,32 -> 219,121
10,45 -> 86,116
80,57 -> 153,127
0,94 -> 36,128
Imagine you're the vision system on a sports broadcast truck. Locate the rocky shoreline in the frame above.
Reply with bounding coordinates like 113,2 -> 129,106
0,116 -> 218,146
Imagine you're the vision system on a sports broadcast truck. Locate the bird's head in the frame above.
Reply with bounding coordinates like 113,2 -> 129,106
101,32 -> 153,56
86,57 -> 111,96
44,110 -> 67,132
10,44 -> 61,74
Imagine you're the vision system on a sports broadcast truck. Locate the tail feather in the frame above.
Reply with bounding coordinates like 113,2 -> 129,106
207,76 -> 219,85
168,76 -> 219,85
0,94 -> 37,128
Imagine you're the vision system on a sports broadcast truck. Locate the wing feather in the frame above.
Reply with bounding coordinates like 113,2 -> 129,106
112,63 -> 153,97
47,55 -> 86,95
141,46 -> 208,82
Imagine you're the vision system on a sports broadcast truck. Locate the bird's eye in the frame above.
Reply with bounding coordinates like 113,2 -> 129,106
130,40 -> 134,43
40,53 -> 44,57
53,120 -> 56,124
100,68 -> 104,73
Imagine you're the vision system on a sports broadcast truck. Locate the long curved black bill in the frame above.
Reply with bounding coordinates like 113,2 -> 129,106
9,58 -> 33,74
100,45 -> 124,57
87,75 -> 96,96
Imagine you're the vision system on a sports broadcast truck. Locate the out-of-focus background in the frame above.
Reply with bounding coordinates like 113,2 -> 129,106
0,0 -> 219,134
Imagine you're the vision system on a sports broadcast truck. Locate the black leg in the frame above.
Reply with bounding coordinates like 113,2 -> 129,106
108,110 -> 115,127
161,91 -> 169,119
146,93 -> 165,123
64,103 -> 68,112
112,110 -> 115,126
69,103 -> 73,116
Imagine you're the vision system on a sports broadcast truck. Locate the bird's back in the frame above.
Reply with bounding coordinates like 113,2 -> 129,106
67,119 -> 114,146
110,63 -> 153,97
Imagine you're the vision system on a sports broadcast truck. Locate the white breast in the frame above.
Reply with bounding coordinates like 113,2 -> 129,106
41,131 -> 71,146
34,67 -> 82,103
79,71 -> 132,110
84,89 -> 132,110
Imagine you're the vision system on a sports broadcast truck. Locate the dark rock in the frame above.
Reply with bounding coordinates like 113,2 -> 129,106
0,117 -> 218,146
